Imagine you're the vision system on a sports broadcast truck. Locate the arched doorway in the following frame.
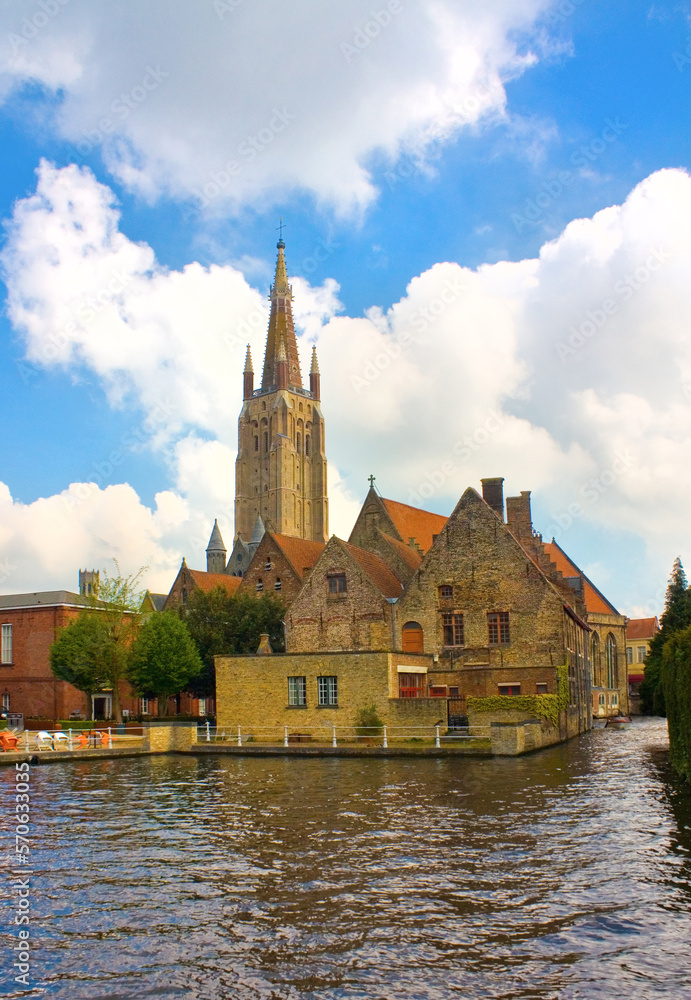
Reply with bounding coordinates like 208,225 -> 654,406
402,621 -> 424,653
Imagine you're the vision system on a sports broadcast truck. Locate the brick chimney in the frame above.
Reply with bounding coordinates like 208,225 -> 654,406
481,477 -> 504,520
506,490 -> 533,543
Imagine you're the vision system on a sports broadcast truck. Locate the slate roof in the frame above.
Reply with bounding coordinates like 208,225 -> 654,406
0,590 -> 95,610
381,498 -> 447,554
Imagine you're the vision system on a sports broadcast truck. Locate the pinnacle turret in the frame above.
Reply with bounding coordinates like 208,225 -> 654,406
261,238 -> 303,390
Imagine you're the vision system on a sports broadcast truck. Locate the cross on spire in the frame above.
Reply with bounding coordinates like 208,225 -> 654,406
368,474 -> 376,489
277,217 -> 286,246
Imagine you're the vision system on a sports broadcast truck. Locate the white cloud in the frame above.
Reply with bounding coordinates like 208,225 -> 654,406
3,163 -> 691,611
0,0 -> 552,213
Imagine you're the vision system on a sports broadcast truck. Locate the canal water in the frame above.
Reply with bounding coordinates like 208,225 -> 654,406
1,718 -> 690,999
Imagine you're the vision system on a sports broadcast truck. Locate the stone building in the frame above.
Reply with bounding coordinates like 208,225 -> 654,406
237,529 -> 325,606
163,559 -> 241,611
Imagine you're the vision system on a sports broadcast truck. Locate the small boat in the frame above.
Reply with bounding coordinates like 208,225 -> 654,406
605,715 -> 633,730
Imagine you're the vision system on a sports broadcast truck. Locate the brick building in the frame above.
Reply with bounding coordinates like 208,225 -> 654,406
237,530 -> 325,605
625,616 -> 659,713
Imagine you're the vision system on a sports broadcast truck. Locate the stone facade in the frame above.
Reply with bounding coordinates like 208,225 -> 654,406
237,530 -> 325,608
215,649 -> 444,734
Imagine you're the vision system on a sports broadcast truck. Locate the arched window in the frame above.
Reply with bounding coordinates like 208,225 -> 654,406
606,634 -> 617,689
296,432 -> 301,452
275,578 -> 281,591
181,588 -> 187,606
305,435 -> 310,456
402,621 -> 424,653
263,431 -> 268,453
591,633 -> 600,686
256,578 -> 263,593
265,559 -> 271,571
254,435 -> 258,452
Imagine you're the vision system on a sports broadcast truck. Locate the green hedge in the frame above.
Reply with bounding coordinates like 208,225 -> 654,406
468,665 -> 569,728
661,626 -> 691,781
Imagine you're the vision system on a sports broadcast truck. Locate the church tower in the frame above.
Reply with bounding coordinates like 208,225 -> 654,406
234,237 -> 328,544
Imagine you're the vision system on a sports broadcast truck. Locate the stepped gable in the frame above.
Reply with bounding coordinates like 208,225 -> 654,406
543,541 -> 619,615
342,540 -> 404,599
380,497 -> 448,554
271,533 -> 326,579
188,570 -> 242,596
374,529 -> 423,576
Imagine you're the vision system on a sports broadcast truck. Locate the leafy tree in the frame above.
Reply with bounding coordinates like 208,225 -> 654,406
641,558 -> 691,716
50,613 -> 116,720
127,612 -> 203,714
661,625 -> 691,781
183,588 -> 286,697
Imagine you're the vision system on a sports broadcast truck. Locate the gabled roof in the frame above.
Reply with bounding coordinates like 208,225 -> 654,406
343,540 -> 403,599
376,530 -> 423,574
381,498 -> 447,554
142,591 -> 167,612
627,617 -> 659,640
271,533 -> 325,579
188,570 -> 242,596
543,541 -> 619,616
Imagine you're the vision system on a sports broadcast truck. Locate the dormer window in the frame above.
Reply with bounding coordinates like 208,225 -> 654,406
327,573 -> 347,594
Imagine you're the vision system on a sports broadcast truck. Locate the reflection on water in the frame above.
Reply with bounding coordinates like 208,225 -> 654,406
1,718 -> 690,999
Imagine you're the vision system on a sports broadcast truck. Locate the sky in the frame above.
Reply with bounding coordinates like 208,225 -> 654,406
0,0 -> 690,617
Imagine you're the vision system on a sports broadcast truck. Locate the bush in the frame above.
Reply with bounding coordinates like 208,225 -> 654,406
661,625 -> 691,781
354,704 -> 384,737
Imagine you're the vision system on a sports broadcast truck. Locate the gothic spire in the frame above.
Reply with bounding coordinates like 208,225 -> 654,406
261,237 -> 303,390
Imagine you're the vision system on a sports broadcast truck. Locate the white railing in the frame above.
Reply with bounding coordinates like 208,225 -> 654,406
197,721 -> 491,748
13,728 -> 146,752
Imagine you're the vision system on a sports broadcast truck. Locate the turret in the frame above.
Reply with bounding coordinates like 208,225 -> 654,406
243,345 -> 254,399
309,345 -> 320,400
206,519 -> 227,573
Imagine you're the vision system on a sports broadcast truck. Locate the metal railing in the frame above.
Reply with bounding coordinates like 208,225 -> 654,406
4,728 -> 146,752
197,721 -> 491,748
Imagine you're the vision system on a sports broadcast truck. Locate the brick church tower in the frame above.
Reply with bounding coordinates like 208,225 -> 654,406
234,237 -> 328,545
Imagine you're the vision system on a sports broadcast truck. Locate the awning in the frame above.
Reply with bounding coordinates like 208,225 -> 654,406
628,674 -> 644,683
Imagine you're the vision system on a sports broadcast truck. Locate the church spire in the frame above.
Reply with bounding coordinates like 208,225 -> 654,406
243,344 -> 254,399
261,237 -> 303,390
309,344 -> 320,400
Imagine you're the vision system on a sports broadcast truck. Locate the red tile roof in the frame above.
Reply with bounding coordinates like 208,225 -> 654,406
627,617 -> 659,640
381,498 -> 447,554
542,542 -> 618,616
189,571 -> 242,596
271,534 -> 326,579
343,541 -> 404,599
378,531 -> 423,573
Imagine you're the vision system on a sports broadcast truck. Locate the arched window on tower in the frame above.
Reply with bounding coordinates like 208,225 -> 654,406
256,578 -> 263,593
263,431 -> 268,454
305,435 -> 310,456
591,632 -> 600,686
296,432 -> 301,453
254,436 -> 258,452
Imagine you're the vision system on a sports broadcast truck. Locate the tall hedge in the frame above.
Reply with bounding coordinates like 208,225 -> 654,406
661,625 -> 691,781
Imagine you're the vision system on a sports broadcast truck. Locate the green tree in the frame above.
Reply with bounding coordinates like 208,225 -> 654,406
641,558 -> 691,716
127,612 -> 203,715
661,625 -> 691,781
49,613 -> 115,720
183,588 -> 286,697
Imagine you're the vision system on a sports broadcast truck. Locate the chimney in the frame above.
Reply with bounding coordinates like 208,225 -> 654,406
481,477 -> 504,520
506,490 -> 533,542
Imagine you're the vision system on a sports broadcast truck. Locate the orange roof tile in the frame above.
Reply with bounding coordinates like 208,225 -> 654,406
189,570 -> 242,596
627,617 -> 659,640
271,534 -> 326,579
343,541 -> 404,599
377,531 -> 423,573
543,543 -> 618,616
381,498 -> 447,554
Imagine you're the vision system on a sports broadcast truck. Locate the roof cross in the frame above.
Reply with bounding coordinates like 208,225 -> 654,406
368,474 -> 376,489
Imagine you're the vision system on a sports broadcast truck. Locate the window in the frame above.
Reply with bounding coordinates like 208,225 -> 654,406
612,693 -> 619,706
498,684 -> 521,696
398,673 -> 425,698
254,435 -> 258,451
263,431 -> 268,453
141,697 -> 151,714
637,646 -> 646,663
606,633 -> 618,689
448,686 -> 459,697
536,683 -> 548,694
181,589 -> 187,606
288,676 -> 307,706
598,693 -> 606,706
626,646 -> 633,664
2,693 -> 9,710
488,612 -> 510,644
318,676 -> 338,706
328,573 -> 347,594
439,585 -> 453,599
275,578 -> 282,591
442,612 -> 464,647
256,578 -> 263,592
429,686 -> 447,697
265,559 -> 272,571
198,698 -> 206,715
1,625 -> 12,664
305,435 -> 310,456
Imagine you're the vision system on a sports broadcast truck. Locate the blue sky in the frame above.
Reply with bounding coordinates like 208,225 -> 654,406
1,0 -> 690,615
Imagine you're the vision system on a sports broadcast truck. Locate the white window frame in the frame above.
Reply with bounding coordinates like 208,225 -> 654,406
637,646 -> 646,663
2,693 -> 9,710
141,697 -> 151,714
288,676 -> 307,706
1,624 -> 12,664
317,675 -> 338,706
